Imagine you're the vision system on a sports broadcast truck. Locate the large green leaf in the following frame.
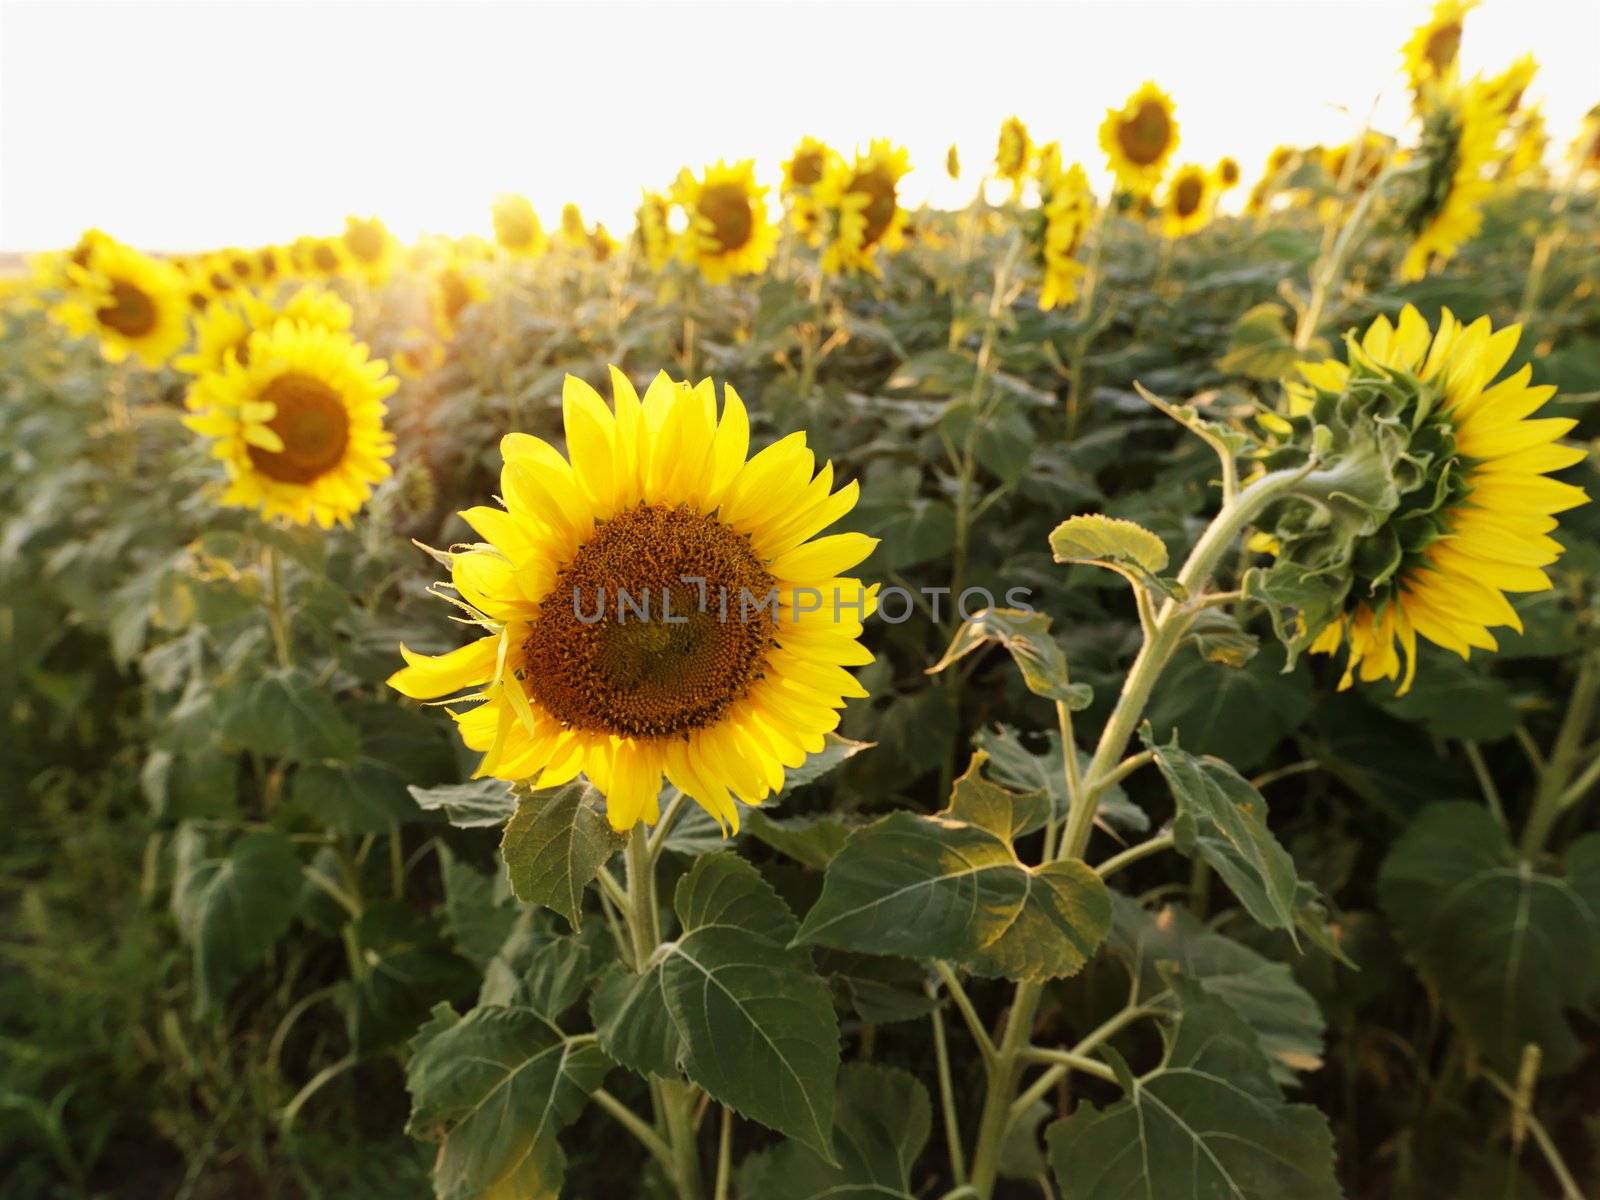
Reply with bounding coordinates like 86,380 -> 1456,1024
1152,739 -> 1303,936
974,723 -> 1150,836
170,826 -> 302,1015
500,781 -> 623,927
1145,644 -> 1312,772
1046,978 -> 1343,1200
928,607 -> 1091,708
405,1003 -> 610,1200
795,761 -> 1111,982
735,1063 -> 931,1200
1378,803 -> 1600,1072
217,667 -> 359,763
341,900 -> 479,1056
591,853 -> 839,1156
409,779 -> 519,828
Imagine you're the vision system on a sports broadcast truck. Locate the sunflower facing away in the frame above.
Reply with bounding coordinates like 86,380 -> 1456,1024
781,138 -> 838,244
1402,0 -> 1478,93
1270,306 -> 1587,693
492,193 -> 548,260
176,287 -> 353,379
672,160 -> 778,284
50,240 -> 191,367
1036,162 -> 1094,311
1160,164 -> 1214,238
429,260 -> 487,339
184,322 -> 397,527
388,369 -> 878,832
1396,77 -> 1504,280
815,140 -> 912,276
1099,81 -> 1179,195
634,190 -> 677,272
559,204 -> 589,251
995,116 -> 1032,196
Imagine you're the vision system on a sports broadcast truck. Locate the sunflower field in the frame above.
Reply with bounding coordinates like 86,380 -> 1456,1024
4,5 -> 1600,1199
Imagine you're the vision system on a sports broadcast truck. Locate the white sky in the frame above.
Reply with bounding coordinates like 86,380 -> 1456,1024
1,0 -> 1595,252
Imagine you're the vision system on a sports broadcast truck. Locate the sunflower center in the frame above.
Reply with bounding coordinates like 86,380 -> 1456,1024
853,167 -> 899,248
312,243 -> 340,273
521,504 -> 777,739
96,280 -> 158,338
247,372 -> 351,485
1117,100 -> 1172,167
1174,175 -> 1203,218
791,151 -> 824,188
1423,22 -> 1460,75
698,183 -> 754,253
345,223 -> 385,263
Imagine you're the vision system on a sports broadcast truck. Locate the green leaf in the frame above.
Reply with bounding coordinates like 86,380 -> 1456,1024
1046,977 -> 1343,1200
592,853 -> 840,1156
1145,643 -> 1312,771
217,667 -> 359,763
795,766 -> 1111,982
928,607 -> 1091,708
170,826 -> 302,1015
1377,652 -> 1518,741
1184,606 -> 1260,668
341,900 -> 478,1056
1378,803 -> 1600,1072
1216,301 -> 1325,381
405,1004 -> 610,1200
479,920 -> 595,1021
974,724 -> 1150,836
500,781 -> 624,927
735,1063 -> 931,1200
782,732 -> 874,791
438,845 -> 517,970
746,810 -> 856,869
1151,739 -> 1304,937
1049,513 -> 1170,593
409,779 -> 518,828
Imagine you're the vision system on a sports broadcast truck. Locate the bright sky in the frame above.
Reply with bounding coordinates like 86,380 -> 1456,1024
1,0 -> 1595,252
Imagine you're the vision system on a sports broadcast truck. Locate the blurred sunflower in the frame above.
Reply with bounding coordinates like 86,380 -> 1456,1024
1284,307 -> 1587,692
184,322 -> 397,528
1396,77 -> 1503,279
673,160 -> 778,284
1326,132 -> 1393,192
1099,81 -> 1179,195
559,204 -> 589,251
492,193 -> 548,260
257,246 -> 283,284
589,224 -> 619,264
1036,162 -> 1094,310
946,144 -> 961,181
1501,105 -> 1548,182
995,115 -> 1032,196
50,240 -> 190,367
1215,156 -> 1241,191
1160,164 -> 1214,238
176,287 -> 353,379
341,216 -> 398,284
389,369 -> 878,832
297,237 -> 347,279
1402,0 -> 1477,92
815,140 -> 911,276
634,191 -> 677,272
429,260 -> 487,339
393,330 -> 445,379
1483,54 -> 1538,118
1568,104 -> 1600,176
782,138 -> 837,243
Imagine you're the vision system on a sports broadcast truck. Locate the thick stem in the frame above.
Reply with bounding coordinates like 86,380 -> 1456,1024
964,981 -> 1043,1198
265,545 -> 292,668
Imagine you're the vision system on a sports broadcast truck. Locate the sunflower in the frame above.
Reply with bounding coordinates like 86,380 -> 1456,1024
781,138 -> 838,244
429,259 -> 487,338
995,116 -> 1032,196
1273,306 -> 1587,693
388,369 -> 877,832
1326,132 -> 1393,192
183,322 -> 397,527
634,190 -> 677,272
589,224 -> 619,264
1501,105 -> 1548,182
296,236 -> 348,280
946,144 -> 961,181
559,204 -> 589,251
815,140 -> 912,277
1483,54 -> 1538,118
50,240 -> 190,367
1099,81 -> 1179,195
176,286 -> 353,379
1402,0 -> 1477,92
1571,104 -> 1600,176
341,216 -> 399,283
1160,164 -> 1214,238
393,329 -> 445,379
673,160 -> 778,284
492,193 -> 548,259
1036,162 -> 1094,311
1395,77 -> 1504,280
1216,156 -> 1241,190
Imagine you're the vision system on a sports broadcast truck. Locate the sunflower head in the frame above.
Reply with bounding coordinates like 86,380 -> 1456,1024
175,286 -> 352,380
1249,306 -> 1587,693
1099,81 -> 1179,195
50,240 -> 190,367
387,368 -> 878,833
183,321 -> 397,528
782,137 -> 835,195
995,116 -> 1032,191
492,193 -> 548,259
430,259 -> 487,338
672,160 -> 778,284
1572,104 -> 1600,175
946,143 -> 961,181
1160,164 -> 1214,238
559,204 -> 589,250
1402,0 -> 1478,92
814,140 -> 912,276
1394,77 -> 1504,279
634,190 -> 678,272
340,216 -> 398,284
1032,162 -> 1094,311
393,329 -> 445,379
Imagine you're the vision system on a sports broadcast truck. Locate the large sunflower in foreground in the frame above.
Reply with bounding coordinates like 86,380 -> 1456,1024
1271,306 -> 1587,693
1099,81 -> 1179,195
1402,0 -> 1477,92
492,193 -> 548,260
1396,78 -> 1503,280
673,160 -> 778,284
815,141 -> 911,276
1160,164 -> 1214,238
50,240 -> 191,367
388,369 -> 878,832
184,322 -> 397,527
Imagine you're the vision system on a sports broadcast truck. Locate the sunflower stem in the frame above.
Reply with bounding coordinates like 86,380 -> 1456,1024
928,990 -> 968,1186
264,544 -> 292,668
1521,649 -> 1600,859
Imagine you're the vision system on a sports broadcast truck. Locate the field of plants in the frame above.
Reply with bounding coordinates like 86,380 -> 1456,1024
3,5 -> 1599,1198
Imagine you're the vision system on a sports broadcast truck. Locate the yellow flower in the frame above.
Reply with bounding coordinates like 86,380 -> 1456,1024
589,223 -> 619,263
634,190 -> 677,271
393,329 -> 445,379
815,140 -> 912,277
341,216 -> 398,284
388,369 -> 878,833
1402,0 -> 1477,92
1570,104 -> 1600,176
1295,307 -> 1587,692
1216,156 -> 1241,190
1326,132 -> 1393,192
673,160 -> 778,284
492,193 -> 548,259
1397,77 -> 1504,280
1483,54 -> 1537,118
782,138 -> 838,244
946,144 -> 961,181
995,115 -> 1032,195
184,321 -> 397,528
1501,105 -> 1548,182
50,240 -> 190,367
1160,164 -> 1214,238
429,260 -> 487,338
559,204 -> 588,250
176,286 -> 352,379
1099,81 -> 1179,195
1037,163 -> 1094,310
295,236 -> 348,280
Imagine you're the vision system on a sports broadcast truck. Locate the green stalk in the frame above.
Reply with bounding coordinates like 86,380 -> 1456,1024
1521,649 -> 1600,859
264,544 -> 291,668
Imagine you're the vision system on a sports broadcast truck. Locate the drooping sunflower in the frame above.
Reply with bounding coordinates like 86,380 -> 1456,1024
388,369 -> 877,832
672,160 -> 778,284
176,286 -> 353,379
815,140 -> 912,276
1160,164 -> 1214,238
183,322 -> 397,527
50,240 -> 190,367
1402,0 -> 1478,92
341,216 -> 399,283
1395,77 -> 1504,280
1216,156 -> 1241,190
492,193 -> 548,260
781,138 -> 837,244
1099,81 -> 1179,195
1269,306 -> 1587,693
995,115 -> 1032,196
1036,162 -> 1095,311
634,190 -> 677,272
